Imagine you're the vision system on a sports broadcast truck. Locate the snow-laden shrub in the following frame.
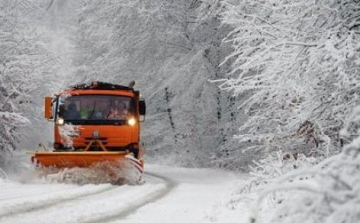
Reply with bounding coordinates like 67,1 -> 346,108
248,151 -> 317,189
227,151 -> 317,203
220,0 -> 360,156
252,106 -> 360,223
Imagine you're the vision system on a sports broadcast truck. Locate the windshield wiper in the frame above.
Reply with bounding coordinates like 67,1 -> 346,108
87,101 -> 97,119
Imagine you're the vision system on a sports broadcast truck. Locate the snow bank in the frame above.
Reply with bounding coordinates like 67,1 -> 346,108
213,106 -> 360,223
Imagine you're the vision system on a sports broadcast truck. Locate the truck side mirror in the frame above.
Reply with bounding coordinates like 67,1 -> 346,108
139,99 -> 146,121
45,96 -> 53,119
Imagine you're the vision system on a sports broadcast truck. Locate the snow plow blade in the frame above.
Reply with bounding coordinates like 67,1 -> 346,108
28,151 -> 143,184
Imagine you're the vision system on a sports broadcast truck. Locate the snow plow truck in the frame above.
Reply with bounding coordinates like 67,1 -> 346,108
29,81 -> 146,183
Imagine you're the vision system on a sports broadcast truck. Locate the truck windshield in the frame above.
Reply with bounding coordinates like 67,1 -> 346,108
57,95 -> 135,125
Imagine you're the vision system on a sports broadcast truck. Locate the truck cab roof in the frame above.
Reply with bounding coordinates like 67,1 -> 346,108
71,81 -> 134,91
59,81 -> 140,97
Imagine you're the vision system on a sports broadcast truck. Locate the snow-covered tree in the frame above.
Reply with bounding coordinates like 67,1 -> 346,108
0,0 -> 55,157
214,1 -> 360,221
71,0 -> 192,82
220,0 -> 360,157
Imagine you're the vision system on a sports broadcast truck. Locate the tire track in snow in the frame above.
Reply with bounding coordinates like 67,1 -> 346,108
79,171 -> 178,223
0,185 -> 79,201
0,184 -> 116,220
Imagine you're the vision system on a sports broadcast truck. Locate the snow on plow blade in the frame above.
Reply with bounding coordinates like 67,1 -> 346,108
28,151 -> 143,184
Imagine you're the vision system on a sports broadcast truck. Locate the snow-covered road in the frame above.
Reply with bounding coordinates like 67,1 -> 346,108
0,165 -> 242,223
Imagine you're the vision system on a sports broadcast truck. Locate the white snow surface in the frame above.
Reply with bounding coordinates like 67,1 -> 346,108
0,164 -> 249,223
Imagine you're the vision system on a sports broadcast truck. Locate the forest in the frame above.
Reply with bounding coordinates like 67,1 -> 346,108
1,0 -> 360,222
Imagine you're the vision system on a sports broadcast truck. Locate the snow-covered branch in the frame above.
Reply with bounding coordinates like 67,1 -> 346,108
220,0 -> 360,156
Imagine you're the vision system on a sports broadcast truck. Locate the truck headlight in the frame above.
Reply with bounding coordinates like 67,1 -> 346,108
57,118 -> 65,125
128,118 -> 136,126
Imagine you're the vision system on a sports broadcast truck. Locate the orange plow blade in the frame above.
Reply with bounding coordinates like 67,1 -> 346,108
28,151 -> 144,184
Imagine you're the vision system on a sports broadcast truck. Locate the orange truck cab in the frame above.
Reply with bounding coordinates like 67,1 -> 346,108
44,81 -> 146,161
